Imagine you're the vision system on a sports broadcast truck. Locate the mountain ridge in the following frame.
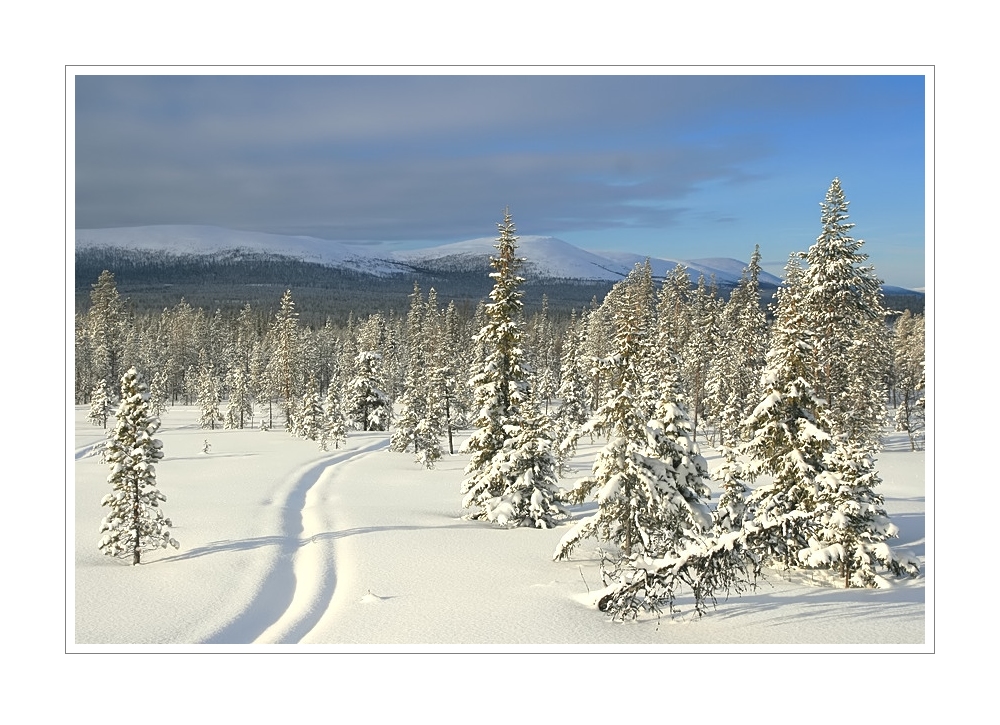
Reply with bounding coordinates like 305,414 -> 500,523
76,224 -> 795,289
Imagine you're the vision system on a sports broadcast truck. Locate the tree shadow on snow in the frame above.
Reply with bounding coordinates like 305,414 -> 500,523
155,523 -> 468,564
163,453 -> 262,462
699,580 -> 926,636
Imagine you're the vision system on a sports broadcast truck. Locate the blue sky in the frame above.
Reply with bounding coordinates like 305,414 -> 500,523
74,73 -> 927,289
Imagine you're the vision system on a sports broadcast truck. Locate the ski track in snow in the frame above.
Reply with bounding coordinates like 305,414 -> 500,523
201,436 -> 389,644
74,443 -> 100,460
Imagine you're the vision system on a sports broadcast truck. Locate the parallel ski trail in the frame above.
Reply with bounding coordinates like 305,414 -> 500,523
201,436 -> 388,644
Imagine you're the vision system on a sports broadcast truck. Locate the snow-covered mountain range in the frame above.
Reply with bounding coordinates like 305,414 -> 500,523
75,225 -> 784,287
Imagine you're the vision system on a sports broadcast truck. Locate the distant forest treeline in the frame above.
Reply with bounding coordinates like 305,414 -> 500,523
74,246 -> 922,326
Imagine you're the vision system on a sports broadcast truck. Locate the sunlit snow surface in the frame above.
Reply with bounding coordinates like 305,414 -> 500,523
71,406 -> 927,651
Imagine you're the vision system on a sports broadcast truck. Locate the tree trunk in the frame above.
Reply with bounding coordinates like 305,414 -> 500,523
445,395 -> 454,455
132,479 -> 141,566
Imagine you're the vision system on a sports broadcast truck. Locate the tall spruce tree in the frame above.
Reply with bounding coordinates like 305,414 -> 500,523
99,367 -> 179,565
788,179 -> 915,586
391,283 -> 442,464
269,289 -> 300,430
799,178 -> 888,452
741,231 -> 917,587
461,208 -> 568,528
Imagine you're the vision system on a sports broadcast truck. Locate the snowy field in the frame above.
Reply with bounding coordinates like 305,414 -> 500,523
70,405 -> 928,652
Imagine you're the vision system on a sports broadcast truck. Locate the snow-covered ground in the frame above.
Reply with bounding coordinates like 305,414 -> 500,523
71,405 -> 928,652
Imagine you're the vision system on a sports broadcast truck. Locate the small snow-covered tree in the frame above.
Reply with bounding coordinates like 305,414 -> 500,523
479,399 -> 569,528
527,295 -> 559,415
322,379 -> 347,450
706,246 -> 768,446
553,309 -> 590,468
225,364 -> 254,430
891,310 -> 925,450
88,379 -> 113,429
347,350 -> 391,431
99,367 -> 179,565
799,440 -> 920,587
442,299 -> 472,437
196,353 -> 223,430
295,376 -> 326,442
554,265 -> 712,561
148,369 -> 169,417
711,446 -> 751,533
680,275 -> 721,439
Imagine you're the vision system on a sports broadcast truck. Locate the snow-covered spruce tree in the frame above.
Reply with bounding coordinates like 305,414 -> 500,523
799,440 -> 920,587
268,289 -> 300,430
461,208 -> 568,528
295,376 -> 326,442
527,295 -> 559,415
411,290 -> 448,468
591,359 -> 767,618
481,396 -> 568,527
441,299 -> 472,441
162,298 -> 204,405
738,252 -> 915,587
75,316 -> 98,404
347,350 -> 392,431
195,352 -> 223,430
414,365 -> 447,468
86,270 -> 131,392
891,310 -> 925,450
99,367 -> 179,565
148,369 -> 169,418
88,379 -> 113,429
736,182 -> 916,588
222,304 -> 257,430
552,309 -> 591,468
582,296 -> 613,412
739,254 -> 834,569
799,178 -> 889,453
653,264 -> 693,399
680,275 -> 722,440
711,446 -> 751,533
706,246 -> 768,446
553,263 -> 712,561
322,378 -> 348,450
224,364 -> 254,430
391,282 -> 443,466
